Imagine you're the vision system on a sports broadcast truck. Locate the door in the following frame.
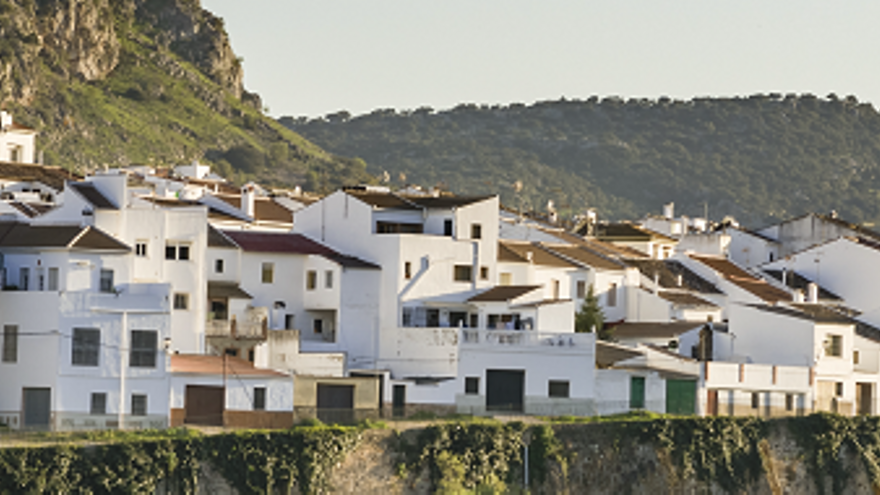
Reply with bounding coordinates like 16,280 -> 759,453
22,388 -> 51,429
486,370 -> 525,413
707,390 -> 719,416
185,385 -> 225,426
665,379 -> 696,415
317,384 -> 355,424
857,383 -> 873,415
392,384 -> 406,418
630,377 -> 645,410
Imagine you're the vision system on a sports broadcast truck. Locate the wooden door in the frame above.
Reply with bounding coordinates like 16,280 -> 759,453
707,389 -> 718,416
317,384 -> 355,424
185,385 -> 224,426
486,370 -> 525,413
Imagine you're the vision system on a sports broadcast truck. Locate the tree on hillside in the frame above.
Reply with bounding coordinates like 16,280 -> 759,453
575,285 -> 607,338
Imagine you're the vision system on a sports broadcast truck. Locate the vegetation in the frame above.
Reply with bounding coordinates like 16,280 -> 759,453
0,0 -> 374,191
574,284 -> 607,338
285,94 -> 880,226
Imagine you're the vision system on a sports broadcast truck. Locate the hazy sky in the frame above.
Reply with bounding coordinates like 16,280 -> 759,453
202,0 -> 880,119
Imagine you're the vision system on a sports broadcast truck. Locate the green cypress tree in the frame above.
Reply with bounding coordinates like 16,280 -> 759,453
575,284 -> 605,335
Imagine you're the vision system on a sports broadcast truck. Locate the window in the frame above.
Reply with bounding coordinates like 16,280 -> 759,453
376,221 -> 423,234
835,382 -> 844,397
325,270 -> 333,289
576,281 -> 586,299
165,243 -> 190,261
785,394 -> 794,412
402,307 -> 413,327
9,146 -> 21,163
306,270 -> 317,290
313,319 -> 323,334
253,387 -> 266,410
471,223 -> 482,239
444,219 -> 453,236
480,267 -> 489,280
825,335 -> 843,357
72,328 -> 100,366
549,380 -> 570,398
854,350 -> 861,364
2,325 -> 17,363
19,267 -> 28,291
91,392 -> 107,415
130,330 -> 157,368
751,392 -> 760,409
131,394 -> 147,416
607,283 -> 618,307
99,269 -> 114,293
215,259 -> 224,273
465,377 -> 479,395
262,262 -> 274,284
173,293 -> 189,310
48,268 -> 59,291
404,262 -> 412,280
499,273 -> 512,286
454,265 -> 472,282
135,241 -> 147,257
37,268 -> 44,291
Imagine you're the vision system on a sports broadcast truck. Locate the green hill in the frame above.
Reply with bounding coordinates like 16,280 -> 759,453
0,0 -> 372,190
282,95 -> 880,227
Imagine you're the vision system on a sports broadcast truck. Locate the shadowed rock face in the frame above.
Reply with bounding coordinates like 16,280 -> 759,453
0,0 -> 243,104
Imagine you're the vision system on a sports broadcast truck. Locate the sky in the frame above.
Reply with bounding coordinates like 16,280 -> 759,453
202,0 -> 880,119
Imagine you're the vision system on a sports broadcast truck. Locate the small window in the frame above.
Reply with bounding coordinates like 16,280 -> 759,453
465,377 -> 479,395
854,350 -> 860,364
19,267 -> 28,291
306,270 -> 317,290
165,245 -> 176,260
835,382 -> 844,397
313,319 -> 323,334
48,267 -> 59,291
785,393 -> 794,412
404,262 -> 412,280
215,259 -> 224,273
454,265 -> 472,282
325,270 -> 333,289
91,392 -> 107,415
173,293 -> 189,310
549,380 -> 570,398
402,307 -> 413,327
479,266 -> 489,280
607,283 -> 618,307
72,328 -> 100,366
576,281 -> 586,299
2,325 -> 17,363
262,262 -> 274,284
751,392 -> 760,409
130,330 -> 157,368
444,219 -> 453,236
135,242 -> 148,257
178,245 -> 190,260
825,335 -> 843,357
253,387 -> 266,410
99,269 -> 114,293
131,394 -> 147,416
471,223 -> 482,239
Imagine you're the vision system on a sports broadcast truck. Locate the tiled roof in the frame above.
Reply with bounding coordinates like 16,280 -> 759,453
596,223 -> 677,243
170,354 -> 288,377
656,291 -> 718,307
467,285 -> 541,302
626,259 -> 722,294
763,270 -> 841,301
596,340 -> 644,367
207,224 -> 238,248
214,194 -> 294,223
540,243 -> 624,271
404,195 -> 495,209
0,162 -> 80,190
550,229 -> 650,259
611,322 -> 705,340
222,230 -> 379,269
207,282 -> 252,300
497,241 -> 579,268
0,223 -> 129,250
346,190 -> 420,209
70,182 -> 117,209
690,254 -> 790,303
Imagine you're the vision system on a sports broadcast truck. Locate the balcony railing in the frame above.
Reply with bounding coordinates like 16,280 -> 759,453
460,329 -> 592,348
206,308 -> 268,339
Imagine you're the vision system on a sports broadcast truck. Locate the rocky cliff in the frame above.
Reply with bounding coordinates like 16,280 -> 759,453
0,0 -> 372,189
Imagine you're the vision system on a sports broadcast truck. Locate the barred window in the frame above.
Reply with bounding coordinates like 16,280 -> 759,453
130,330 -> 157,368
72,328 -> 100,366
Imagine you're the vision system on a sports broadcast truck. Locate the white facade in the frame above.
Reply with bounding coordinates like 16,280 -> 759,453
0,112 -> 37,164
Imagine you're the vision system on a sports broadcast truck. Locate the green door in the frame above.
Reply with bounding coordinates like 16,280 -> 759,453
630,376 -> 645,409
666,379 -> 697,415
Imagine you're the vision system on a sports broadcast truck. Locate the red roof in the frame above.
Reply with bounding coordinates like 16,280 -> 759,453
171,354 -> 288,377
222,230 -> 379,269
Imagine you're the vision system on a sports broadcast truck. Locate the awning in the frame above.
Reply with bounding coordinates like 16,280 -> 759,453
207,282 -> 253,300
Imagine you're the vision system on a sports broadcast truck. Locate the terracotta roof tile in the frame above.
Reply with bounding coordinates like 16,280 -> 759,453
467,285 -> 541,302
223,230 -> 379,269
171,354 -> 288,377
690,254 -> 789,303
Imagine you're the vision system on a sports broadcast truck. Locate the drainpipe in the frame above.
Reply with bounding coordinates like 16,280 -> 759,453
118,310 -> 128,430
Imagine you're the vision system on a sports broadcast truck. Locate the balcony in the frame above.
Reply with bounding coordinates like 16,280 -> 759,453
206,307 -> 268,340
460,329 -> 593,349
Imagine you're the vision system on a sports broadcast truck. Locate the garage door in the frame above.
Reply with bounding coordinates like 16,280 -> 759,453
317,384 -> 355,424
185,385 -> 225,426
486,370 -> 525,413
666,379 -> 696,415
22,388 -> 51,429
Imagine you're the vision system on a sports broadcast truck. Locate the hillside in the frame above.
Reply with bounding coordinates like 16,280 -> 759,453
283,95 -> 880,227
0,0 -> 372,190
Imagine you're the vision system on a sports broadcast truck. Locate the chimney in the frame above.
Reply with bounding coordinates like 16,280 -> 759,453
0,111 -> 11,131
807,282 -> 819,304
676,274 -> 683,287
526,251 -> 534,263
654,272 -> 660,293
241,183 -> 256,217
781,268 -> 787,287
663,202 -> 675,219
793,289 -> 805,303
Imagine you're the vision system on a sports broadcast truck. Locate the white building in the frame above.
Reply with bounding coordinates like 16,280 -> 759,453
0,111 -> 37,164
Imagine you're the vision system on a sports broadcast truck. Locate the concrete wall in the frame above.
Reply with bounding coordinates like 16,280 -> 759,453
170,374 -> 293,412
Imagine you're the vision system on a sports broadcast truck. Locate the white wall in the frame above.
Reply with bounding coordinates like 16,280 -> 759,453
170,374 -> 293,411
